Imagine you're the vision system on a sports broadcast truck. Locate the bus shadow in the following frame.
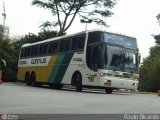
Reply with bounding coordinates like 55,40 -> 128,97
39,85 -> 132,95
16,82 -> 133,95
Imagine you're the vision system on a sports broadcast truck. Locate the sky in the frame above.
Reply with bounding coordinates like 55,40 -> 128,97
0,0 -> 160,61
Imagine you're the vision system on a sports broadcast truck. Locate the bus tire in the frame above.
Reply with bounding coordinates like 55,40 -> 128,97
30,72 -> 38,87
74,73 -> 82,92
105,87 -> 113,94
25,73 -> 31,86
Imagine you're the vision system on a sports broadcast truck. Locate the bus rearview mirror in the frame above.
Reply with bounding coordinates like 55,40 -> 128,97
138,53 -> 141,64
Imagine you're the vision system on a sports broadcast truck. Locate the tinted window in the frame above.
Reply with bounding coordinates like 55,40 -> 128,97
123,49 -> 138,73
104,33 -> 124,45
31,45 -> 39,56
39,44 -> 48,55
59,39 -> 71,52
20,48 -> 25,58
71,36 -> 85,50
104,46 -> 138,72
106,46 -> 123,71
88,31 -> 102,44
48,41 -> 59,54
24,47 -> 31,57
129,38 -> 137,49
103,33 -> 137,49
86,45 -> 105,71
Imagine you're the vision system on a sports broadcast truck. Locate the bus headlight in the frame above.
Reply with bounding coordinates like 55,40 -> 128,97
132,83 -> 138,86
100,72 -> 105,77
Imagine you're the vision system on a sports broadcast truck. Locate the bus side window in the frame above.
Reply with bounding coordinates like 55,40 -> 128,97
30,45 -> 39,57
39,44 -> 48,55
86,45 -> 103,71
48,42 -> 59,54
59,39 -> 71,52
71,35 -> 85,51
88,32 -> 101,44
78,36 -> 85,49
71,37 -> 78,50
59,40 -> 66,52
91,46 -> 100,71
20,48 -> 25,58
24,47 -> 31,58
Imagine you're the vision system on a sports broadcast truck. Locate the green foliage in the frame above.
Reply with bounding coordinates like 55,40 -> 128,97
0,37 -> 17,81
32,0 -> 116,35
0,30 -> 58,81
139,46 -> 160,92
139,13 -> 160,92
154,34 -> 160,44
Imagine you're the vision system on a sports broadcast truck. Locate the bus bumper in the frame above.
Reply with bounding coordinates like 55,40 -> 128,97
98,77 -> 139,90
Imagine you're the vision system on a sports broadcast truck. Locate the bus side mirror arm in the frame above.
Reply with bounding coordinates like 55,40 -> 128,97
138,53 -> 141,64
0,59 -> 6,68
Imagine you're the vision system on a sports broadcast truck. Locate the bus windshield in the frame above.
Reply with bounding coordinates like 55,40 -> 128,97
86,31 -> 139,73
105,45 -> 138,73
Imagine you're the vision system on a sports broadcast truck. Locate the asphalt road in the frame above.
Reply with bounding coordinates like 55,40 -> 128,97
0,82 -> 160,119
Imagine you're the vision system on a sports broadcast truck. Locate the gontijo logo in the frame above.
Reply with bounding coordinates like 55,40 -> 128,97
18,56 -> 51,67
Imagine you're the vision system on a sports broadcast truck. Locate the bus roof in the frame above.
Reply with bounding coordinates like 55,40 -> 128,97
22,29 -> 136,48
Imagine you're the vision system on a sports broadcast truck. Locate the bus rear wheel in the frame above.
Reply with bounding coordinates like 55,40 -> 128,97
25,74 -> 31,86
30,73 -> 39,87
74,73 -> 82,92
105,87 -> 113,94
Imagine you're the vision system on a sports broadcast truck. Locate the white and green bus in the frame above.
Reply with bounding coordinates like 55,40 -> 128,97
17,30 -> 140,94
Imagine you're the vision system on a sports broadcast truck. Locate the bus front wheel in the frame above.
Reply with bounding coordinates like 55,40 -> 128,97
74,73 -> 82,92
105,87 -> 113,94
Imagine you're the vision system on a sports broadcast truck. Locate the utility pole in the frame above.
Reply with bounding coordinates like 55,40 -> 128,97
2,2 -> 6,28
1,2 -> 7,38
80,19 -> 93,31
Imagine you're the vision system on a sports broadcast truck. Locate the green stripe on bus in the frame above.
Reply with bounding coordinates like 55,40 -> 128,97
48,54 -> 65,83
48,53 -> 74,83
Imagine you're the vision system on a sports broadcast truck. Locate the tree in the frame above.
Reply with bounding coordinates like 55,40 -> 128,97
154,13 -> 160,44
157,13 -> 160,25
32,0 -> 116,35
138,13 -> 160,92
139,48 -> 160,92
154,34 -> 160,44
0,37 -> 17,81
